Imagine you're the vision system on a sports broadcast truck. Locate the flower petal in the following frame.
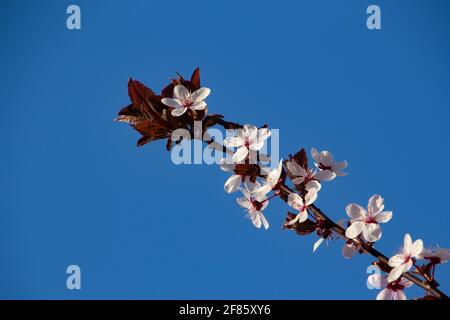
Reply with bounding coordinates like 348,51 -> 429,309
311,147 -> 320,164
436,248 -> 450,261
249,139 -> 265,151
287,193 -> 303,210
252,184 -> 272,199
345,221 -> 365,239
266,160 -> 283,187
404,259 -> 413,273
286,161 -> 305,177
240,188 -> 251,200
171,107 -> 187,117
232,146 -> 249,162
304,189 -> 318,206
297,210 -> 308,223
257,128 -> 271,141
400,278 -> 414,288
387,265 -> 406,283
331,161 -> 348,177
242,124 -> 257,138
292,177 -> 305,185
236,197 -> 252,209
410,239 -> 424,258
173,84 -> 189,100
377,288 -> 394,300
368,194 -> 385,214
224,136 -> 245,148
305,180 -> 321,192
190,87 -> 210,103
320,150 -> 334,166
362,223 -> 382,242
161,97 -> 182,108
251,213 -> 262,229
346,203 -> 366,220
224,174 -> 241,193
388,254 -> 405,268
342,242 -> 357,259
314,170 -> 336,181
374,211 -> 393,224
393,290 -> 407,300
190,101 -> 206,110
260,213 -> 269,230
287,214 -> 301,225
333,160 -> 348,171
403,234 -> 413,255
313,238 -> 324,252
333,168 -> 348,177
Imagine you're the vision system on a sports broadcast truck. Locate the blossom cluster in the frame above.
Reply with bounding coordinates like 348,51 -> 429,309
116,68 -> 449,300
369,234 -> 450,300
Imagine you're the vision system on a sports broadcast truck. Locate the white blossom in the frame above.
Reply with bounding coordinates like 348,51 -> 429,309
285,160 -> 323,191
220,159 -> 250,193
311,148 -> 348,178
387,234 -> 423,282
236,188 -> 269,230
342,241 -> 358,259
224,125 -> 271,163
418,246 -> 450,264
252,160 -> 283,198
345,194 -> 393,242
287,189 -> 318,225
161,84 -> 210,117
368,274 -> 413,300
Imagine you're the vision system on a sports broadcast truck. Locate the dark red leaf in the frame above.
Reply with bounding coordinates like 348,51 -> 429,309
190,67 -> 201,89
127,79 -> 168,126
134,120 -> 172,147
290,148 -> 308,169
128,78 -> 155,106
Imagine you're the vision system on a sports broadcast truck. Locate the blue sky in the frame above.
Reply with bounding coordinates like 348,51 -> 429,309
1,0 -> 450,299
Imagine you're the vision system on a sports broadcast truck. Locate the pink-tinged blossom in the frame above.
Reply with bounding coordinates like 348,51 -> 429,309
224,125 -> 271,163
161,84 -> 210,117
311,148 -> 348,178
387,234 -> 423,282
368,274 -> 413,300
287,189 -> 318,225
313,237 -> 325,253
419,247 -> 450,265
345,194 -> 393,242
236,189 -> 269,230
252,160 -> 283,198
342,241 -> 359,259
285,160 -> 323,191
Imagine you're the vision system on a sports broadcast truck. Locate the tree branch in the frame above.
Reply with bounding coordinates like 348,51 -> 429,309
206,129 -> 449,300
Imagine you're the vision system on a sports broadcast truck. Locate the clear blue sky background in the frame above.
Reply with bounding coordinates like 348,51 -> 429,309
1,0 -> 450,299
